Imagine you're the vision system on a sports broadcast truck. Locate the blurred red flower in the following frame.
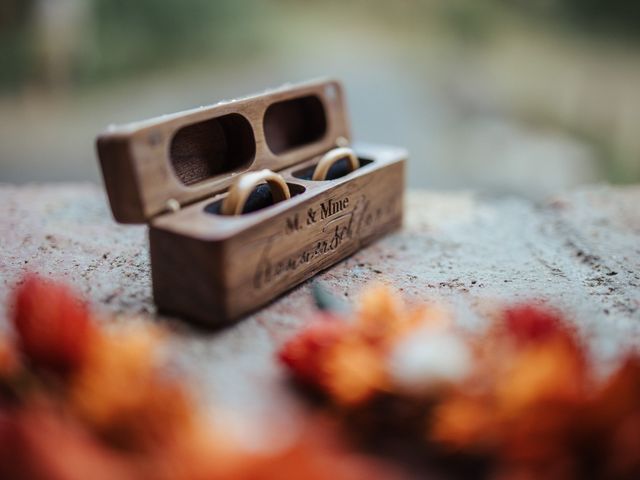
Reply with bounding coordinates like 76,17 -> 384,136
0,275 -> 398,480
11,275 -> 95,374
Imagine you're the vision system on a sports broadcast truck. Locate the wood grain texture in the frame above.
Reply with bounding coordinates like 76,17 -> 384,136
150,143 -> 405,324
96,79 -> 405,325
96,79 -> 350,223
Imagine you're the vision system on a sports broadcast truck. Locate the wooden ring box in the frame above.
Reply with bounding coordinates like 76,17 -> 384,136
97,79 -> 406,326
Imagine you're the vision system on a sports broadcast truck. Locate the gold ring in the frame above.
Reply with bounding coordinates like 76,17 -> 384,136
221,169 -> 291,216
312,147 -> 359,181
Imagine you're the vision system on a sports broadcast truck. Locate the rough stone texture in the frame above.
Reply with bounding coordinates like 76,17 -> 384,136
0,183 -> 639,422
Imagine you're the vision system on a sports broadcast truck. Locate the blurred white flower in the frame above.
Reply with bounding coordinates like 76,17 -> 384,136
387,329 -> 471,394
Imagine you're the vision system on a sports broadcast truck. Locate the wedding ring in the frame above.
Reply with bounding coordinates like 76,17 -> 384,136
221,169 -> 291,216
312,147 -> 359,181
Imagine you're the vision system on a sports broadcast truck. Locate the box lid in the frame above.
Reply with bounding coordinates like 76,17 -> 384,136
96,79 -> 350,224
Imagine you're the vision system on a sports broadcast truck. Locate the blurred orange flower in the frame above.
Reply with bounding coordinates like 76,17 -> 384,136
280,288 -> 640,479
0,405 -> 139,480
279,285 -> 440,406
68,326 -> 196,452
0,275 -> 396,480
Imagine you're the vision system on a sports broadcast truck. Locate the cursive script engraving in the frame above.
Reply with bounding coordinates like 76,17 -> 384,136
252,192 -> 400,289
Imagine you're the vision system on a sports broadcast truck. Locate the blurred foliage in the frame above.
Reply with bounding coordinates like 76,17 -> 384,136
79,0 -> 262,84
509,0 -> 640,40
561,0 -> 640,38
1,0 -> 640,93
435,1 -> 498,44
1,0 -> 638,185
0,0 -> 35,91
0,0 -> 263,93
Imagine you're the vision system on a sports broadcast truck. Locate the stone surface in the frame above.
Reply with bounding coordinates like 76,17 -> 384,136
1,183 -> 639,422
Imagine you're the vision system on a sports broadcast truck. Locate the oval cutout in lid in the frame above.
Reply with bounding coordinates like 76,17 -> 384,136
97,79 -> 349,224
170,113 -> 255,186
263,95 -> 327,155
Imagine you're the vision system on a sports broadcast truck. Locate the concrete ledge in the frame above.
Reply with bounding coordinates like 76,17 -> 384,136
1,183 -> 638,417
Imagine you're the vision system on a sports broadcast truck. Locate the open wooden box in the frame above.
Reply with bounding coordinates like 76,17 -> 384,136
97,79 -> 406,325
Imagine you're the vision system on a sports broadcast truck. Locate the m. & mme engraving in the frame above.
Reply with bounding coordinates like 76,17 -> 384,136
253,193 -> 399,289
285,196 -> 350,234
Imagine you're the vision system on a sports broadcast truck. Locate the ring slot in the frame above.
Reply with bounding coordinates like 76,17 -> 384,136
312,147 -> 360,181
221,169 -> 291,216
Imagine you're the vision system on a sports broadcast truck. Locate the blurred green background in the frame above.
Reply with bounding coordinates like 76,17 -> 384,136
1,0 -> 639,198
